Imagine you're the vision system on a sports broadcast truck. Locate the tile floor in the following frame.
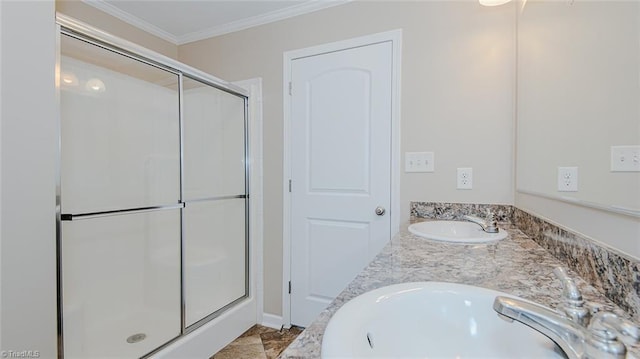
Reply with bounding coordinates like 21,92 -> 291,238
211,325 -> 304,359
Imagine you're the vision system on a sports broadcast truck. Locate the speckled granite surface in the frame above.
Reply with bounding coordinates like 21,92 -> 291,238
514,208 -> 640,321
279,222 -> 640,359
410,201 -> 513,223
412,202 -> 640,321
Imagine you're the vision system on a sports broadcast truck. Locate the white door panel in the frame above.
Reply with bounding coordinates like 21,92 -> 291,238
307,219 -> 370,298
308,69 -> 372,193
290,41 -> 393,326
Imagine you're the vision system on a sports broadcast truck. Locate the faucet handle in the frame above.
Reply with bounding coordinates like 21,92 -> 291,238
483,209 -> 499,233
553,267 -> 591,326
590,312 -> 640,345
553,267 -> 583,301
585,312 -> 640,358
484,209 -> 496,222
617,317 -> 640,345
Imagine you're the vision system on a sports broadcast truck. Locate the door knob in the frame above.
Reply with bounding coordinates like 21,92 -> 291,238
375,206 -> 386,216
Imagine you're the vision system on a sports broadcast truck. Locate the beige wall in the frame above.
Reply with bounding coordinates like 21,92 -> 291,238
515,0 -> 640,259
517,1 -> 639,211
1,1 -> 58,356
178,1 -> 516,317
56,0 -> 178,59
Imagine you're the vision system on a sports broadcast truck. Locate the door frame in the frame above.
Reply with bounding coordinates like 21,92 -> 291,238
282,29 -> 402,327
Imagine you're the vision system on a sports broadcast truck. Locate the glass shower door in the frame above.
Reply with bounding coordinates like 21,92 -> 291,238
61,211 -> 181,358
182,77 -> 248,327
59,34 -> 181,358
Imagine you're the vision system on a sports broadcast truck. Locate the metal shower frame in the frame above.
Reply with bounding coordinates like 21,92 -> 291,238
55,13 -> 251,359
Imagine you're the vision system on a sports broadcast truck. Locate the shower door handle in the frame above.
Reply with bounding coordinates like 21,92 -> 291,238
61,203 -> 185,221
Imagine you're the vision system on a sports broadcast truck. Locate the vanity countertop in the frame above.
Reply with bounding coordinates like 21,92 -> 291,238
279,221 -> 640,358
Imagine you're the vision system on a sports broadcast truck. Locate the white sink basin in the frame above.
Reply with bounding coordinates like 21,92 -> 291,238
321,282 -> 564,358
408,220 -> 508,243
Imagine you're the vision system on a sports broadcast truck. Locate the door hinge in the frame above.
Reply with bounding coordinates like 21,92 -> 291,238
288,82 -> 292,96
288,179 -> 292,192
288,281 -> 292,294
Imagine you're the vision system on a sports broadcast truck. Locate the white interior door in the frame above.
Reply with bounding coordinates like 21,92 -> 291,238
290,41 -> 393,327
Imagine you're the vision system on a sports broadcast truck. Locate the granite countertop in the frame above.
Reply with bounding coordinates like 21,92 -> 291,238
279,221 -> 640,358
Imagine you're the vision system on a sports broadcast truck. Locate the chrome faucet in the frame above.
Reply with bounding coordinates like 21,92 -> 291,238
494,295 -> 589,358
493,267 -> 640,359
462,210 -> 499,233
553,267 -> 591,326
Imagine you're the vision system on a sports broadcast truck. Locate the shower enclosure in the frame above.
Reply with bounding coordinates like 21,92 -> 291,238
56,15 -> 250,359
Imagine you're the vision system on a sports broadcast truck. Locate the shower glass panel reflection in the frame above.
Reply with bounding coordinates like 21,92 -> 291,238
182,77 -> 248,327
59,30 -> 248,358
60,36 -> 180,214
60,34 -> 181,359
183,200 -> 246,326
61,211 -> 181,358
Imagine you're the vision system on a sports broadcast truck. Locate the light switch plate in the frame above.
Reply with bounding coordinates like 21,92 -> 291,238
611,145 -> 640,172
405,152 -> 435,173
558,167 -> 578,192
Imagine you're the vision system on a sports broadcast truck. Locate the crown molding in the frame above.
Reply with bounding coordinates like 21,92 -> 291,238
176,1 -> 351,45
82,0 -> 350,46
82,0 -> 179,44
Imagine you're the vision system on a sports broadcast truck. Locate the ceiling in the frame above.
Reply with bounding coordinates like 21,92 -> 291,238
84,0 -> 349,45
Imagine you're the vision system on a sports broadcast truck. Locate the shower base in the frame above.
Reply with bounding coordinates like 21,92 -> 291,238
64,308 -> 178,359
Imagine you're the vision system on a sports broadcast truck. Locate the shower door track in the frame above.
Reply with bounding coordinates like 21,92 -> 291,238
55,13 -> 251,359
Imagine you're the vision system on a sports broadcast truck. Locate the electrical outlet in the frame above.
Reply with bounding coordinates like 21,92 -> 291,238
611,145 -> 640,172
405,152 -> 435,172
557,167 -> 578,192
457,168 -> 473,189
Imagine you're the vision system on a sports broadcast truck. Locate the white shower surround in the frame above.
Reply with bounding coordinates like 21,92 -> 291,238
57,14 -> 263,359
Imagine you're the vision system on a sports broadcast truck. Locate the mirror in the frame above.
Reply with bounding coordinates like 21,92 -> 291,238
516,0 -> 640,217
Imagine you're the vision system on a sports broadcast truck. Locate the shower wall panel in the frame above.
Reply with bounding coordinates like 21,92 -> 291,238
182,77 -> 248,326
183,199 -> 247,326
61,210 -> 181,359
59,34 -> 183,358
183,79 -> 246,200
60,38 -> 180,214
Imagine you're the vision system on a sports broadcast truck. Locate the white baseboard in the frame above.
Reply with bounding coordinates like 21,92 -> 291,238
261,313 -> 284,329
